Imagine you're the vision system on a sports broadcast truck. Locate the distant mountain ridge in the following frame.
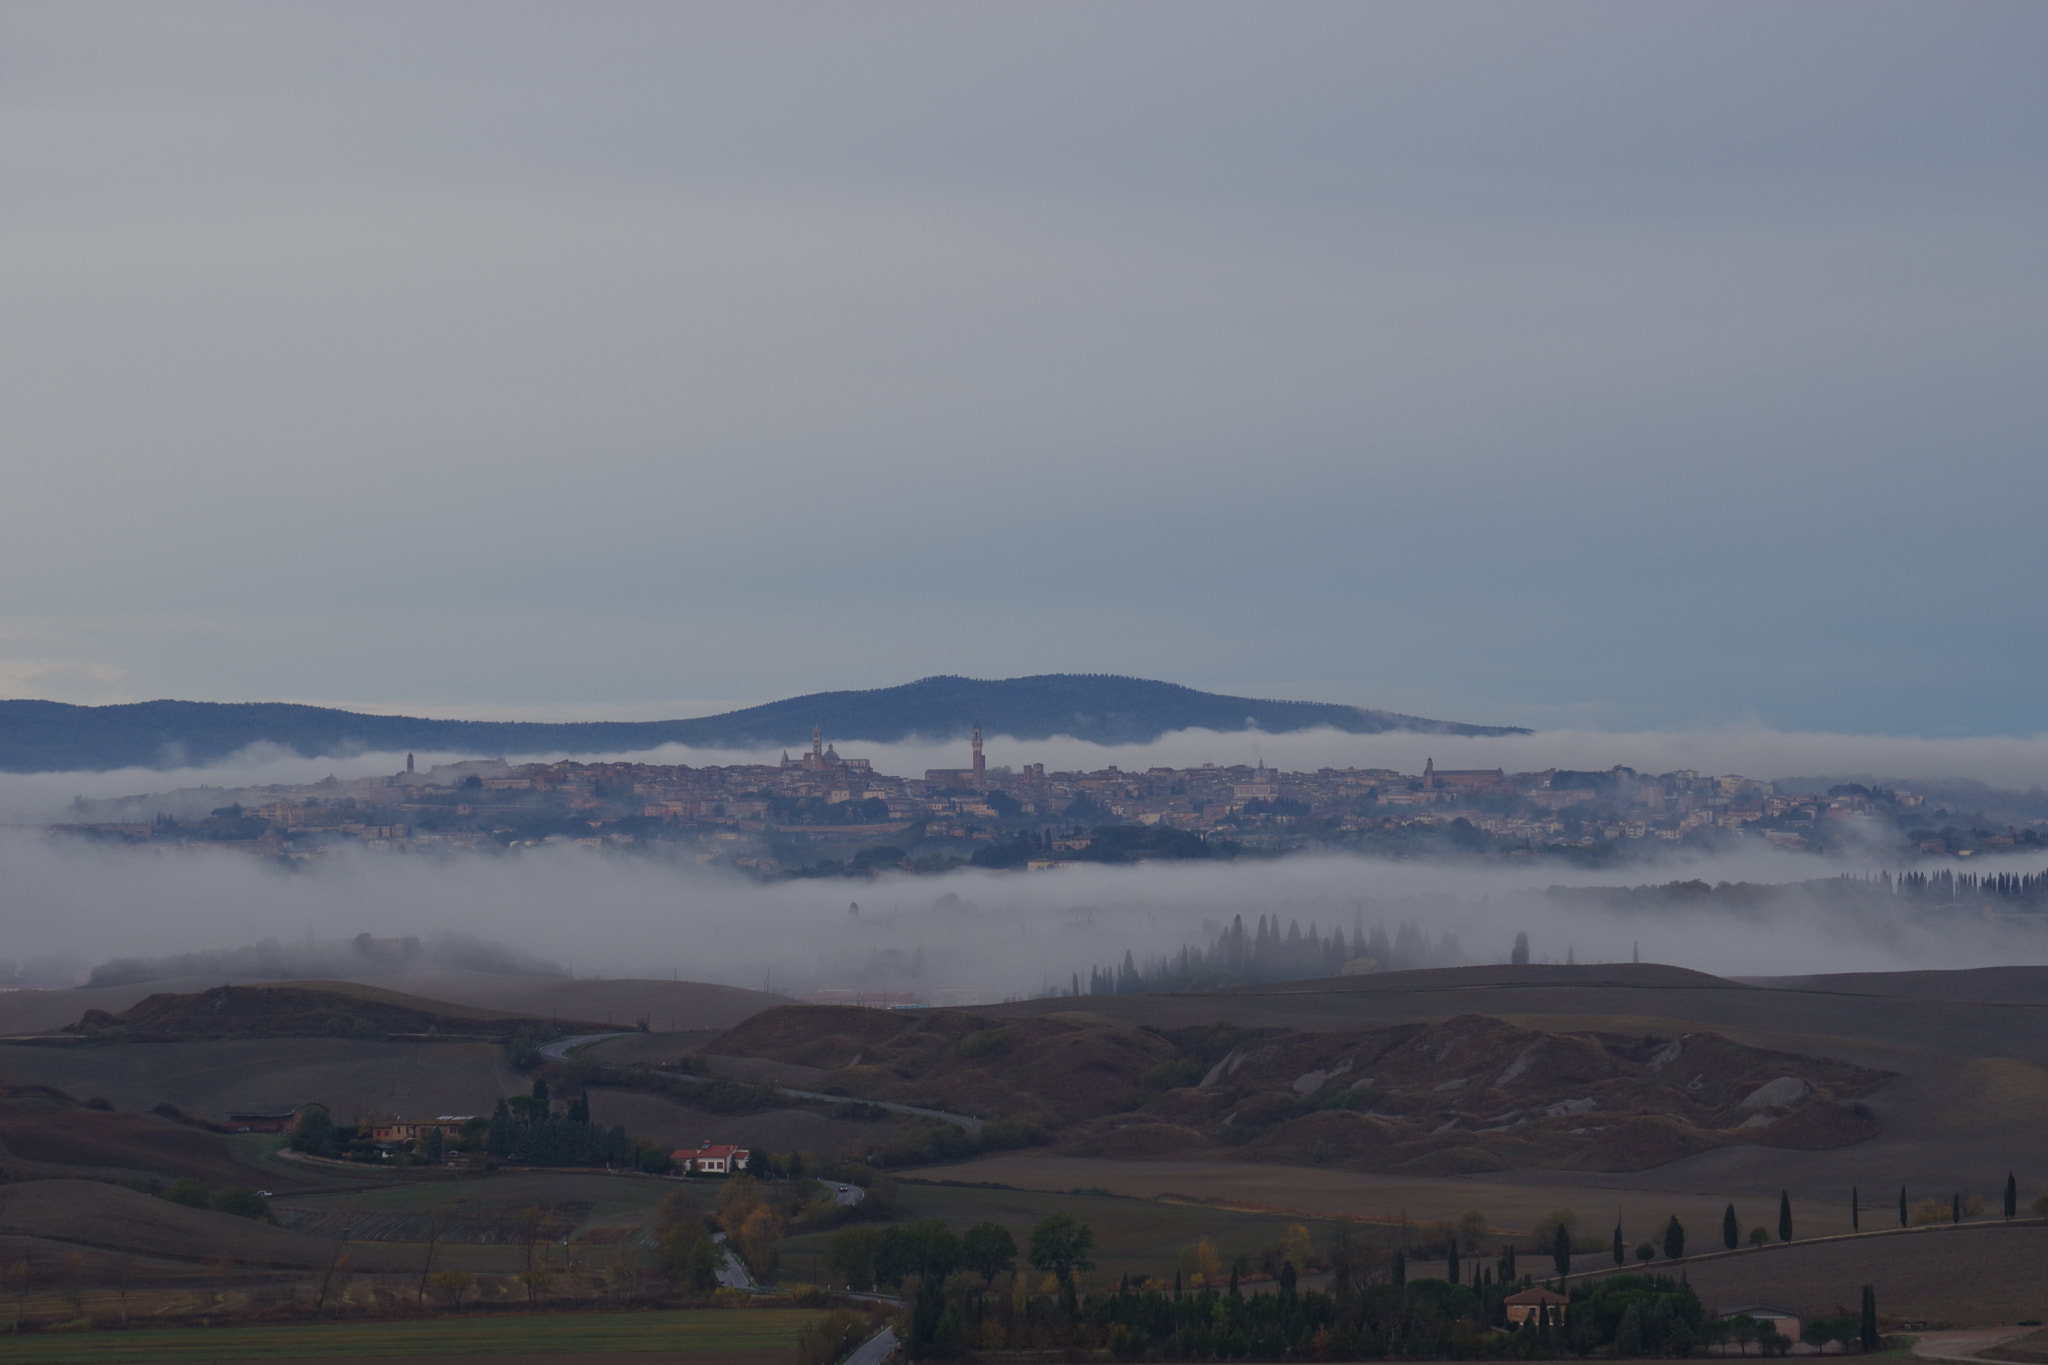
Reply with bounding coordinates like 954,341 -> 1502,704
0,673 -> 1528,773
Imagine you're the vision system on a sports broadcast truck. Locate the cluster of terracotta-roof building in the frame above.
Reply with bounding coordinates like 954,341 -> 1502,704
49,728 -> 1962,865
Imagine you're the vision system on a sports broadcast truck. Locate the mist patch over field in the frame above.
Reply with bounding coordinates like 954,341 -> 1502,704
5,827 -> 2048,1000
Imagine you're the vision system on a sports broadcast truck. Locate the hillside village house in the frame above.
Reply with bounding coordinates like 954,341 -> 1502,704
369,1116 -> 476,1145
1503,1287 -> 1569,1325
672,1143 -> 750,1174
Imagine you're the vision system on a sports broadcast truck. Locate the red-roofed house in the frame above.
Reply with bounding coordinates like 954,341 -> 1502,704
672,1143 -> 751,1175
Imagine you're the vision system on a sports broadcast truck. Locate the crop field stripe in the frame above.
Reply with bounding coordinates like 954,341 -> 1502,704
0,1308 -> 824,1363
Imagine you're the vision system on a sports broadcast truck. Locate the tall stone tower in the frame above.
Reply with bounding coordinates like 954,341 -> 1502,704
971,724 -> 986,786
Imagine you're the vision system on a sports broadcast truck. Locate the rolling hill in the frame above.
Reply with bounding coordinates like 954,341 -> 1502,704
0,674 -> 1527,772
62,981 -> 615,1041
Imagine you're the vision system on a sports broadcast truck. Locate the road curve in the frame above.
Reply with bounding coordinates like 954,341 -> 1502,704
537,1031 -> 631,1062
845,1325 -> 899,1365
779,1088 -> 982,1133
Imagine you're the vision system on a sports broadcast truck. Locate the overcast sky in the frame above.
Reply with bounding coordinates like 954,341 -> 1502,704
3,2 -> 2043,736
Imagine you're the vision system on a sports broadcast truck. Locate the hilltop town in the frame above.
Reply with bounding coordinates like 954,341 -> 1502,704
46,729 -> 2038,875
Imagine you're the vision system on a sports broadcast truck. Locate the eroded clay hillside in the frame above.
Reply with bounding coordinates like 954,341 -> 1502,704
705,1005 -> 1890,1173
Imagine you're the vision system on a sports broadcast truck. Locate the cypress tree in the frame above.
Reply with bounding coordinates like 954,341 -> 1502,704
1552,1221 -> 1572,1278
1852,1184 -> 1859,1231
2006,1172 -> 2018,1220
1951,1192 -> 1961,1224
1447,1244 -> 1460,1285
1899,1187 -> 1907,1227
1663,1216 -> 1685,1260
487,1098 -> 513,1158
1613,1223 -> 1625,1266
1778,1190 -> 1792,1242
1722,1204 -> 1739,1250
1860,1284 -> 1879,1352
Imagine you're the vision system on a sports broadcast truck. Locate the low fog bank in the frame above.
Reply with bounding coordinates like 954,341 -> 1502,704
6,724 -> 2048,828
5,833 -> 2047,1001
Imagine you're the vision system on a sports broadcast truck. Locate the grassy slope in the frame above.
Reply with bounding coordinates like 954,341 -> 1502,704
585,1089 -> 897,1162
0,976 -> 780,1039
0,1308 -> 825,1363
0,1181 -> 361,1271
0,1099 -> 311,1190
0,1038 -> 526,1126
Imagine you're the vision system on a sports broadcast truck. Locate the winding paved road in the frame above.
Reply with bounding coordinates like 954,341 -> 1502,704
844,1325 -> 899,1365
778,1088 -> 981,1133
537,1031 -> 630,1062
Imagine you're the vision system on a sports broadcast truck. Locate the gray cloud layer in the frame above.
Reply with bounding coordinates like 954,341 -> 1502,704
2,3 -> 2044,731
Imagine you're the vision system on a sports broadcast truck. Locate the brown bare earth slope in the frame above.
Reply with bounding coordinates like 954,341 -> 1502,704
1090,1012 -> 1887,1175
707,1000 -> 1886,1173
65,981 -> 614,1039
944,963 -> 2048,1194
708,1005 -> 1178,1123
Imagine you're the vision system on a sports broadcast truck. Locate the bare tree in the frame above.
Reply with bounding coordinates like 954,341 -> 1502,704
316,1243 -> 351,1315
415,1213 -> 452,1309
111,1255 -> 135,1324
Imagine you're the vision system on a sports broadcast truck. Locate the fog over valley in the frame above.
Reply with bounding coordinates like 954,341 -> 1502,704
8,825 -> 2048,1001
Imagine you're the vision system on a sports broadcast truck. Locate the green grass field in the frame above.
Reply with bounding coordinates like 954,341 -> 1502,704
0,1308 -> 824,1363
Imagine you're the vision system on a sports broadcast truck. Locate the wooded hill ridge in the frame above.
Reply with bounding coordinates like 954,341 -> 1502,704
0,674 -> 1528,772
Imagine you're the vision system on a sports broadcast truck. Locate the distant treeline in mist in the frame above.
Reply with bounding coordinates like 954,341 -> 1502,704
1547,868 -> 2048,914
1067,913 -> 1462,997
1889,867 -> 2048,905
85,930 -> 566,989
